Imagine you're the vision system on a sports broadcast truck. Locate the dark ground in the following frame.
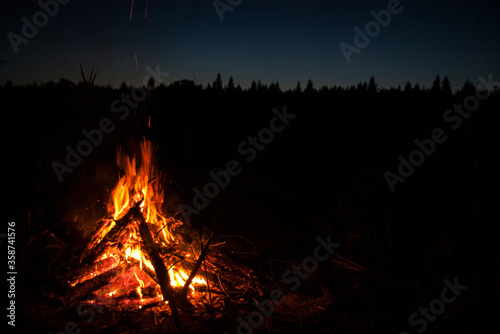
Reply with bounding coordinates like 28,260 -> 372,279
1,78 -> 500,333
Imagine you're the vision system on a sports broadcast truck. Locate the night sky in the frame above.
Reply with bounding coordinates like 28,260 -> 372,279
1,0 -> 499,90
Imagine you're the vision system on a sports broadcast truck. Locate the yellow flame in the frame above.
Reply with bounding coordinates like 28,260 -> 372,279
86,139 -> 208,306
110,140 -> 175,244
134,271 -> 144,299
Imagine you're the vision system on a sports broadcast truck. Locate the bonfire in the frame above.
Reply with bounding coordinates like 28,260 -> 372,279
66,139 -> 214,328
52,137 -> 263,333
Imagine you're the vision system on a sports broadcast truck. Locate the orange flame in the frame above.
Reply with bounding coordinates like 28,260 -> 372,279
110,139 -> 175,244
85,139 -> 206,306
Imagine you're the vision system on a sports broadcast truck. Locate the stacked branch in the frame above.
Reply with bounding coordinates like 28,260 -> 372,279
63,197 -> 265,332
81,200 -> 143,265
63,263 -> 132,309
138,213 -> 182,329
68,199 -> 215,328
68,255 -> 120,286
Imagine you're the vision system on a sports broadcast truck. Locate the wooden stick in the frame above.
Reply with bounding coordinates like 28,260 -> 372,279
178,235 -> 213,299
83,200 -> 143,265
63,263 -> 131,309
138,214 -> 182,331
68,255 -> 120,286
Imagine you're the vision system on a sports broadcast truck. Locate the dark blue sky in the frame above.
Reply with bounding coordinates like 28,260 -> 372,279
1,0 -> 499,90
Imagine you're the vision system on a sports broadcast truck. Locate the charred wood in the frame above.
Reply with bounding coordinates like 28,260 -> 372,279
82,200 -> 143,265
67,255 -> 120,286
63,263 -> 131,309
138,213 -> 182,330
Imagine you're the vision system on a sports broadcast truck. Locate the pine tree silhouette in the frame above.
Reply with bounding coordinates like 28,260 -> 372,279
295,81 -> 302,94
250,80 -> 257,93
226,76 -> 235,92
306,79 -> 314,93
368,76 -> 377,94
213,73 -> 223,92
441,76 -> 452,96
404,81 -> 412,94
431,74 -> 441,93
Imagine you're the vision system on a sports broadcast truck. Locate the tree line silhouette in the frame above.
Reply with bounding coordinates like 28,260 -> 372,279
0,73 -> 482,96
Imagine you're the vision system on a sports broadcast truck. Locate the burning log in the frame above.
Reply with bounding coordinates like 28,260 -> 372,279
64,263 -> 131,309
82,200 -> 143,265
68,254 -> 120,286
138,214 -> 181,330
90,266 -> 156,304
83,218 -> 115,257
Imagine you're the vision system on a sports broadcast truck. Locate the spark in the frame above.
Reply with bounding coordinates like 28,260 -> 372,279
129,0 -> 134,21
145,0 -> 148,18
